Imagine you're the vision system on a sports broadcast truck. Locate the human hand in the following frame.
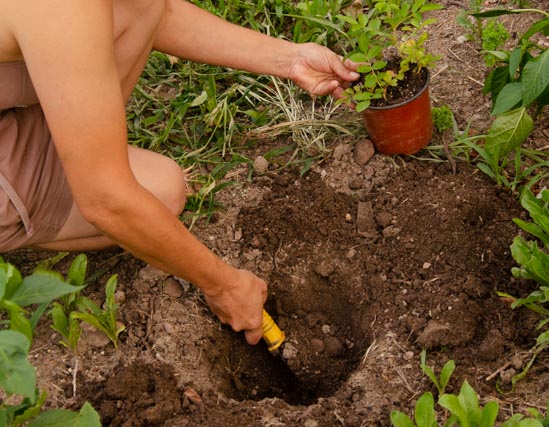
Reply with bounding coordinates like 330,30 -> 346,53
203,268 -> 267,345
287,43 -> 359,100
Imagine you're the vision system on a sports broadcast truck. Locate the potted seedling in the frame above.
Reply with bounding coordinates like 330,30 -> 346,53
338,0 -> 442,154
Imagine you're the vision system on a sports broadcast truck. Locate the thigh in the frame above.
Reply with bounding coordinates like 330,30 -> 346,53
0,105 -> 73,252
42,145 -> 187,245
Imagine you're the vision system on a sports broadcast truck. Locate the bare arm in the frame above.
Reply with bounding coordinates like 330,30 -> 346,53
154,0 -> 359,97
8,0 -> 266,343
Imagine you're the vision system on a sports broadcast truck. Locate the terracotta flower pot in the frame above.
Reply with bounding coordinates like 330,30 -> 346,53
361,70 -> 433,155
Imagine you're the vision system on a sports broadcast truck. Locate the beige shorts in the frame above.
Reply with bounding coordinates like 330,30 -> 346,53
0,104 -> 73,252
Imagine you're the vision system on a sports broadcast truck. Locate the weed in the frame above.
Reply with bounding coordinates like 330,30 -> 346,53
497,188 -> 549,391
0,258 -> 99,426
391,352 -> 547,426
432,105 -> 454,134
420,349 -> 455,396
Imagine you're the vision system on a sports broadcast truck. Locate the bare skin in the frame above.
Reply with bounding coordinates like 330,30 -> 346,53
0,0 -> 358,344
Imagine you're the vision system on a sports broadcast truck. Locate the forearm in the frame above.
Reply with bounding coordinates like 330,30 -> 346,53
88,184 -> 230,297
153,0 -> 299,78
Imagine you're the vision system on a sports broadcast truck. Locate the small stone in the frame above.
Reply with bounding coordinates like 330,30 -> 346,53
162,323 -> 175,334
332,143 -> 353,160
456,35 -> 468,44
382,225 -> 401,238
163,277 -> 184,298
403,351 -> 415,361
114,290 -> 126,304
499,368 -> 517,385
375,211 -> 393,228
345,213 -> 352,222
138,265 -> 169,281
314,259 -> 336,278
282,343 -> 298,360
354,139 -> 375,166
511,355 -> 523,370
356,201 -> 377,238
422,262 -> 432,270
310,338 -> 325,353
346,248 -> 357,259
253,156 -> 269,174
324,337 -> 345,358
80,322 -> 111,348
321,325 -> 331,334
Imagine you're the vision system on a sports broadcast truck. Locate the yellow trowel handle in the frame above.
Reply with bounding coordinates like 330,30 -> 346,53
262,309 -> 285,352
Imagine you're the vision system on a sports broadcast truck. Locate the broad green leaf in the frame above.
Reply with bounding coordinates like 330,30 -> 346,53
356,100 -> 371,112
509,47 -> 524,79
492,82 -> 523,115
440,360 -> 456,392
522,49 -> 549,107
349,52 -> 368,63
484,66 -> 510,99
439,394 -> 470,427
0,330 -> 36,399
513,218 -> 549,246
12,390 -> 48,426
511,238 -> 549,286
414,392 -> 436,427
27,402 -> 101,427
190,91 -> 208,107
9,310 -> 33,342
33,252 -> 69,273
479,401 -> 499,427
485,107 -> 534,158
0,263 -> 23,300
458,381 -> 481,424
390,411 -> 415,427
10,272 -> 85,307
51,303 -> 69,336
68,254 -> 88,287
520,18 -> 549,42
472,10 -> 522,18
105,275 -> 118,311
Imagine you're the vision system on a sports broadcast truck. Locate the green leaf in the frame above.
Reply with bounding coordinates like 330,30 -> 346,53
414,392 -> 437,427
513,218 -> 549,246
472,9 -> 522,18
10,272 -> 85,307
458,381 -> 481,424
439,360 -> 456,392
484,66 -> 510,99
485,107 -> 534,158
190,91 -> 208,107
0,263 -> 23,300
479,401 -> 499,427
9,310 -> 33,342
390,411 -> 415,427
0,330 -> 36,399
51,303 -> 69,336
492,82 -> 523,115
33,252 -> 69,273
27,402 -> 101,427
508,47 -> 524,79
356,100 -> 371,112
67,254 -> 88,287
522,49 -> 549,107
439,394 -> 470,427
520,18 -> 549,42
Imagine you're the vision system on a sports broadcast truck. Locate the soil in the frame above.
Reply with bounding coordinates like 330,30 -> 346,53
3,1 -> 548,426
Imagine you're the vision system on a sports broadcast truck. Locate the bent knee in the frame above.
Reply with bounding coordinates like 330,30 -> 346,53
162,159 -> 187,216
